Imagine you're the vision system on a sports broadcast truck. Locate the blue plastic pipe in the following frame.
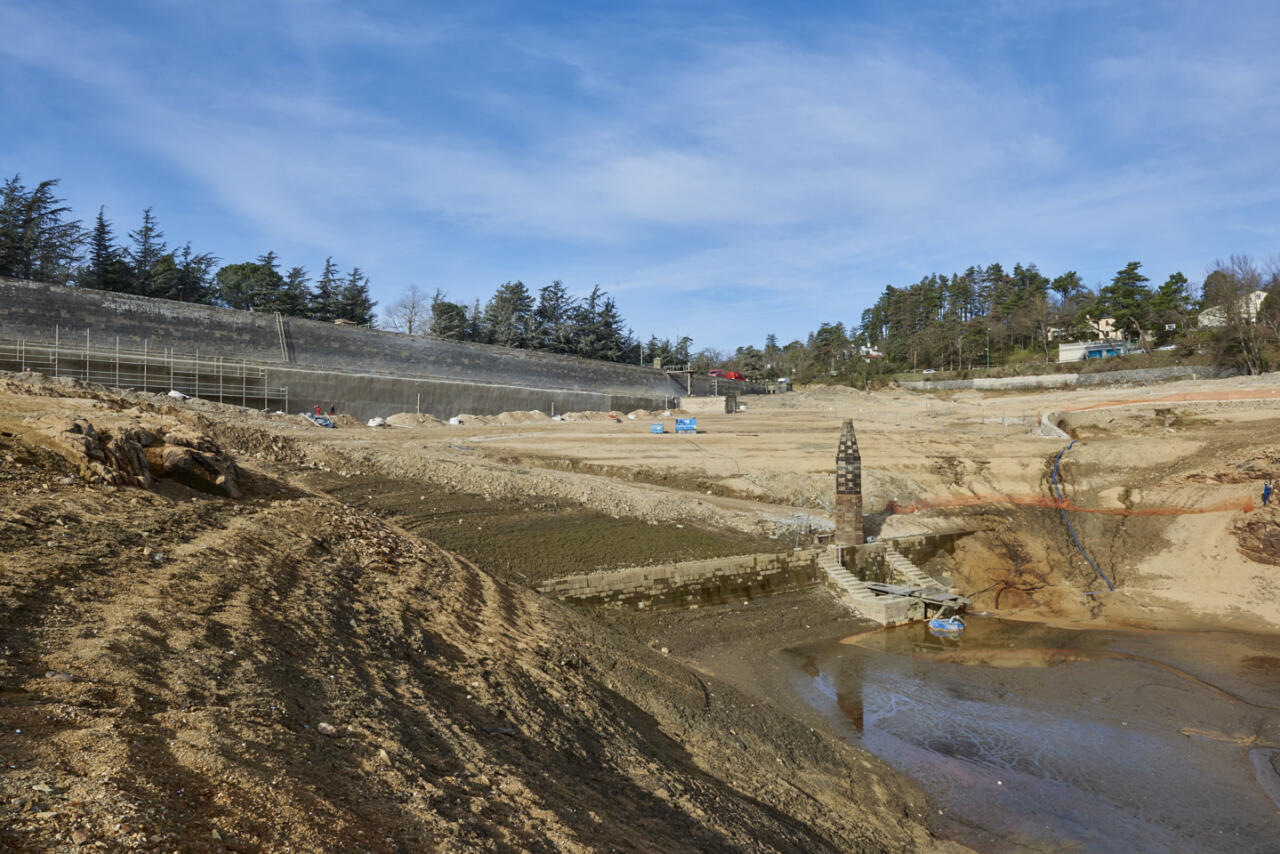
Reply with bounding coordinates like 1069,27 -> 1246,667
1052,441 -> 1116,592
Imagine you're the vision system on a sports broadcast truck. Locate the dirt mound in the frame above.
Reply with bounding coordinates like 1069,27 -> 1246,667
559,410 -> 624,422
385,412 -> 444,428
489,410 -> 552,425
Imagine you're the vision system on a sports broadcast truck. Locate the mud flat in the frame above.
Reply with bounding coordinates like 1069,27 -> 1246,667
623,596 -> 1280,853
309,473 -> 784,585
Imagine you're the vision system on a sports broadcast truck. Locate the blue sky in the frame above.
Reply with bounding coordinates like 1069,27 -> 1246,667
3,1 -> 1278,351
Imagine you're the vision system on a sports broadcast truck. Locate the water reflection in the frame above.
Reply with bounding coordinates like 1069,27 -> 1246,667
790,618 -> 1280,853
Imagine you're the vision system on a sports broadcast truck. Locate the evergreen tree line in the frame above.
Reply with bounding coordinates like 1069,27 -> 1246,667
386,280 -> 690,365
851,258 -> 1280,372
0,174 -> 376,325
708,257 -> 1280,383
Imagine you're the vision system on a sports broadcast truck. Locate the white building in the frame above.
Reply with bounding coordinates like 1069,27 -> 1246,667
1057,339 -> 1135,363
1198,290 -> 1270,328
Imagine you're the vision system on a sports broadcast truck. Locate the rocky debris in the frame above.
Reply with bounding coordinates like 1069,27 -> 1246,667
43,418 -> 156,487
145,426 -> 242,498
1234,513 -> 1280,566
43,417 -> 241,497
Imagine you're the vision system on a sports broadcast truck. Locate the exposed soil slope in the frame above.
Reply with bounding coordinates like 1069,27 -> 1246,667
0,376 -> 944,853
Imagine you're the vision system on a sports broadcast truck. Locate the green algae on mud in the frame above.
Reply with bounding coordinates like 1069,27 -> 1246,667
311,474 -> 785,584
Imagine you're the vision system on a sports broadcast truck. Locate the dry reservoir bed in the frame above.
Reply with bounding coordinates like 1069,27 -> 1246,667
5,372 -> 1280,851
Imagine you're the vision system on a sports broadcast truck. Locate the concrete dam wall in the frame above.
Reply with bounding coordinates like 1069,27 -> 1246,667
0,277 -> 687,420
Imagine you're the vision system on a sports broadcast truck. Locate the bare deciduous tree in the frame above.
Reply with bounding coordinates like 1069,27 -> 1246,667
1205,255 -> 1268,374
384,283 -> 430,335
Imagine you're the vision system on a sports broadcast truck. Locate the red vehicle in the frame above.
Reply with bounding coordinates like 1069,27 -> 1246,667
708,369 -> 747,381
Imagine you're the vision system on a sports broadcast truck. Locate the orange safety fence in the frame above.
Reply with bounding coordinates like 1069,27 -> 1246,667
886,494 -> 1256,517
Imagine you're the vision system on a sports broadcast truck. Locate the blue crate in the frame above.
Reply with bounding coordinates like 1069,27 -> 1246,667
649,423 -> 664,434
675,417 -> 697,434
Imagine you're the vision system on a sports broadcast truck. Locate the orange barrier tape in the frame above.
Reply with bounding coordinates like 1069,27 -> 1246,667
887,494 -> 1255,516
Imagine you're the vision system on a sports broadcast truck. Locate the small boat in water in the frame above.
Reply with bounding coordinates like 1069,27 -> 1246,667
928,615 -> 965,636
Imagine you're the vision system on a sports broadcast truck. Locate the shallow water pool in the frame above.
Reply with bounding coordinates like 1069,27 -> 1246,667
789,618 -> 1280,852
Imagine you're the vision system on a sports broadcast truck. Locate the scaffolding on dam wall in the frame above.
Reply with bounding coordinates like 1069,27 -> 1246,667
0,279 -> 682,418
0,330 -> 289,412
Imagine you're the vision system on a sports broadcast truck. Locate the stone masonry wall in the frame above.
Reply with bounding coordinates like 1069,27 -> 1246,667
900,365 -> 1237,392
850,532 -> 969,583
0,277 -> 685,419
535,549 -> 822,610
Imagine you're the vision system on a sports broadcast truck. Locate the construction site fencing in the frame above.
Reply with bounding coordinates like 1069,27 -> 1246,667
0,332 -> 288,412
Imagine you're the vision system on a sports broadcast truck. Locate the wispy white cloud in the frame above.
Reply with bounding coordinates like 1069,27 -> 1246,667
3,0 -> 1280,348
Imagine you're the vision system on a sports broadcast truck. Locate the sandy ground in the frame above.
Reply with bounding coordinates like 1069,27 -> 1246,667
3,368 -> 1280,851
333,375 -> 1280,631
0,374 -> 950,853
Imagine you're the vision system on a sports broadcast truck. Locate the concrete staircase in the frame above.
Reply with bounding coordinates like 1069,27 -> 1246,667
818,548 -> 919,626
884,544 -> 942,591
818,549 -> 881,607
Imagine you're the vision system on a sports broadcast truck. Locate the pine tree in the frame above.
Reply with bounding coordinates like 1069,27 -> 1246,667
1150,272 -> 1191,344
466,299 -> 487,342
1050,271 -> 1083,307
534,280 -> 576,353
596,296 -> 627,362
272,266 -> 313,317
570,286 -> 604,359
125,208 -> 167,297
674,335 -> 692,365
310,257 -> 341,321
78,207 -> 130,291
483,280 -> 535,348
174,244 -> 218,303
1096,261 -> 1152,343
429,289 -> 468,340
245,251 -> 293,313
336,267 -> 377,325
0,175 -> 84,283
215,261 -> 277,310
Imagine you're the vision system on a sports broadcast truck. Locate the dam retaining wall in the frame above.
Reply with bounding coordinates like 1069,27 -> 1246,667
0,278 -> 688,419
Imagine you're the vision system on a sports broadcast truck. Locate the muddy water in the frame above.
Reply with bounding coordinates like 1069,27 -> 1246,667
789,618 -> 1280,852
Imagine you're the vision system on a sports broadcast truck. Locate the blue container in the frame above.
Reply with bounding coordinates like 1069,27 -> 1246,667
649,423 -> 664,434
675,417 -> 697,434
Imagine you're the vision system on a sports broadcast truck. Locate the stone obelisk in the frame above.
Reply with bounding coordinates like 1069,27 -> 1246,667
834,419 -> 864,546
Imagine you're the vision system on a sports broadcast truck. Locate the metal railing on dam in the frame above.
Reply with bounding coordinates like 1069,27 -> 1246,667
0,332 -> 289,412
